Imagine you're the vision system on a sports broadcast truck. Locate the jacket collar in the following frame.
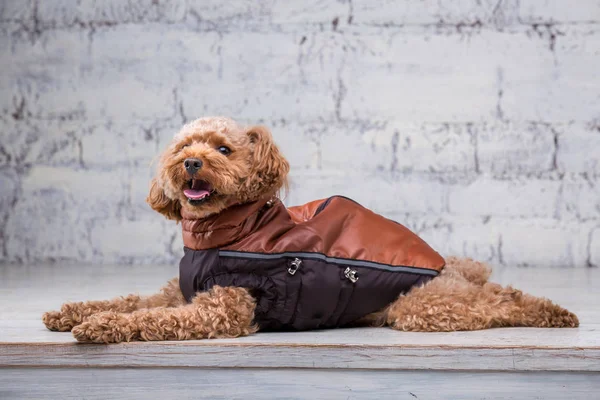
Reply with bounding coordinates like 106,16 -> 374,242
181,196 -> 283,250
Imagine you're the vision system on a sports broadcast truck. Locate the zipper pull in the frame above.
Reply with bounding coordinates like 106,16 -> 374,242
288,258 -> 302,275
344,267 -> 359,283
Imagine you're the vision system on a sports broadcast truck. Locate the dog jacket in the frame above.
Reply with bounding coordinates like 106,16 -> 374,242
179,196 -> 445,331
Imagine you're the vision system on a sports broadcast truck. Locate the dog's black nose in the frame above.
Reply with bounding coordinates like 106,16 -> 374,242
184,158 -> 203,175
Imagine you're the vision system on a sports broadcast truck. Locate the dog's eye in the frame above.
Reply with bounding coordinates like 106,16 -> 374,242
217,146 -> 232,156
180,143 -> 190,150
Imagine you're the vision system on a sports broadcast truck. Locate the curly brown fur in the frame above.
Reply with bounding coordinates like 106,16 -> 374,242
383,261 -> 579,331
43,278 -> 185,332
146,117 -> 289,221
42,116 -> 579,343
72,286 -> 257,343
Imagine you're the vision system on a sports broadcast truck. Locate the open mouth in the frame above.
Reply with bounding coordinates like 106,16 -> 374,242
183,179 -> 215,204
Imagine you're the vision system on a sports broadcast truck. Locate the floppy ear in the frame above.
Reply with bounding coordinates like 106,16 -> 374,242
241,125 -> 289,200
146,178 -> 182,221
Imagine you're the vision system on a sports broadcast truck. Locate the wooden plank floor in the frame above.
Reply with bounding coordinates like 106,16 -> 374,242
1,263 -> 598,372
1,369 -> 599,400
1,263 -> 599,399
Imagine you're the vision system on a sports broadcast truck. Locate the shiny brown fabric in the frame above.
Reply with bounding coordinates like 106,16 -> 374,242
182,196 -> 445,272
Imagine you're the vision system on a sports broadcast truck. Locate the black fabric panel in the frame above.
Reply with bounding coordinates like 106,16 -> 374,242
180,248 -> 438,332
287,259 -> 344,330
324,270 -> 355,328
337,270 -> 434,327
178,247 -> 220,302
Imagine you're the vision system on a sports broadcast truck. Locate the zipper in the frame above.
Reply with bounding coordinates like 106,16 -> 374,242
288,257 -> 302,275
219,250 -> 439,277
343,267 -> 359,283
286,257 -> 303,326
325,265 -> 358,326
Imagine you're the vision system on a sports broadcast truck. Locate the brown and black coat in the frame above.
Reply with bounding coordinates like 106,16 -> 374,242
179,196 -> 445,331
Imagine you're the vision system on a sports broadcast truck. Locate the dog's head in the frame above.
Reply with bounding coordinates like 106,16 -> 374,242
147,117 -> 289,220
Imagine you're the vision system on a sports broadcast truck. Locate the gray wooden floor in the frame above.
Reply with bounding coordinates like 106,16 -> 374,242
1,263 -> 599,399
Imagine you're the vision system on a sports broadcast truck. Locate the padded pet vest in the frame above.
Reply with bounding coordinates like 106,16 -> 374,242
179,196 -> 445,331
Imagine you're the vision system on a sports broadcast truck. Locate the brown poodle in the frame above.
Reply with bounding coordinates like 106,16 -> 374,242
42,117 -> 579,343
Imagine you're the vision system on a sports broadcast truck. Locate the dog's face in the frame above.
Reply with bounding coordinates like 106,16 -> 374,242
147,117 -> 289,220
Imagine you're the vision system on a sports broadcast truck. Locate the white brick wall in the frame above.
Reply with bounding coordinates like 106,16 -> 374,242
0,0 -> 598,267
477,122 -> 555,175
448,177 -> 561,219
591,228 -> 600,267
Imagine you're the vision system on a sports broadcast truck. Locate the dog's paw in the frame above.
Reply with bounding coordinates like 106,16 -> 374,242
42,302 -> 93,332
549,309 -> 580,328
72,311 -> 139,344
42,310 -> 78,332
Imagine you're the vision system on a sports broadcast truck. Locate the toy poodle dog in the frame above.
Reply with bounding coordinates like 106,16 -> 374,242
42,117 -> 579,343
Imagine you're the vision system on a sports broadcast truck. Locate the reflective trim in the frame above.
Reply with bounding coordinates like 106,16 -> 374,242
219,250 -> 440,276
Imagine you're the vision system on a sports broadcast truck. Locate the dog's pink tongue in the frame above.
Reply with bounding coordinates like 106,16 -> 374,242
184,189 -> 210,200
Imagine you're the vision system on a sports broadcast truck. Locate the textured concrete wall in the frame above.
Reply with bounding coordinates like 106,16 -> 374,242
0,0 -> 599,267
